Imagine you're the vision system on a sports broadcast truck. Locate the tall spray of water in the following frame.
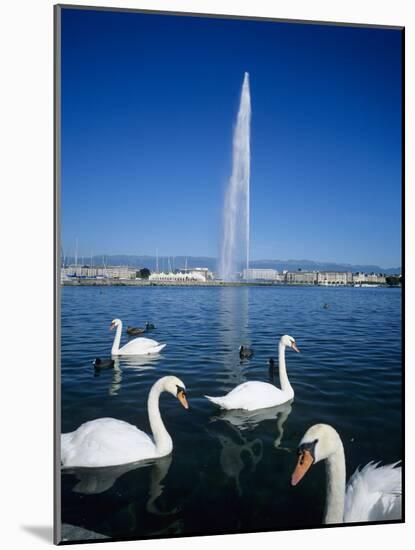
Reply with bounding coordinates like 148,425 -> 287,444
219,72 -> 251,281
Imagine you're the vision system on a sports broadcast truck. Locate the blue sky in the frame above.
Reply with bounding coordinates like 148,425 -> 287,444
60,8 -> 402,268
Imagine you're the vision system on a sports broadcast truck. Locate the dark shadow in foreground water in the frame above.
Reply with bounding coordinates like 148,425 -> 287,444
64,455 -> 177,517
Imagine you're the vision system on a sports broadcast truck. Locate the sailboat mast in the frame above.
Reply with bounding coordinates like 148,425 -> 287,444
75,238 -> 78,267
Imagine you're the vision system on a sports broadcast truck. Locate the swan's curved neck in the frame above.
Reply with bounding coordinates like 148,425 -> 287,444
148,379 -> 173,457
324,445 -> 346,524
111,322 -> 122,355
278,342 -> 294,397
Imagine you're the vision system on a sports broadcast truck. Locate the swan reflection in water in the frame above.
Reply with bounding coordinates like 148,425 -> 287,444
209,422 -> 263,496
94,355 -> 163,396
119,353 -> 163,370
211,401 -> 293,451
66,454 -> 177,516
208,400 -> 293,495
272,401 -> 293,450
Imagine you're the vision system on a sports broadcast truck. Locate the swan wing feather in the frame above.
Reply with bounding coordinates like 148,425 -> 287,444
118,337 -> 164,355
344,461 -> 402,523
206,381 -> 288,411
61,418 -> 157,468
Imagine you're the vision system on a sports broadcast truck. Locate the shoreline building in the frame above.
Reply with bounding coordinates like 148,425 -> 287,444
285,271 -> 318,285
149,268 -> 213,283
353,272 -> 387,285
61,265 -> 137,280
61,264 -> 391,287
243,268 -> 282,282
317,271 -> 353,286
181,267 -> 213,280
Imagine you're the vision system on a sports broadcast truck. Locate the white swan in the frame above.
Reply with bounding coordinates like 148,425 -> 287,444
291,423 -> 402,524
61,376 -> 188,468
110,318 -> 166,356
205,335 -> 299,411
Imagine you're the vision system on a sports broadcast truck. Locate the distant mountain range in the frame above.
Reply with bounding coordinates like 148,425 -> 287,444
63,255 -> 401,275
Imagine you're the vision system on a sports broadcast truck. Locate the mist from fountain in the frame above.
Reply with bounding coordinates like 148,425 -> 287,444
219,72 -> 251,281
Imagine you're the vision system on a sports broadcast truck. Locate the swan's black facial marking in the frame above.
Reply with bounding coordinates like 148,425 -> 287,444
176,385 -> 186,396
298,439 -> 318,463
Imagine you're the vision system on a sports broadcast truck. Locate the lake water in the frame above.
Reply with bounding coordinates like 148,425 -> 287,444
60,285 -> 402,541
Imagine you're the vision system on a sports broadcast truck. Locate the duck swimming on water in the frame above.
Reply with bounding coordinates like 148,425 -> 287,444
239,345 -> 253,359
93,358 -> 115,369
126,325 -> 146,335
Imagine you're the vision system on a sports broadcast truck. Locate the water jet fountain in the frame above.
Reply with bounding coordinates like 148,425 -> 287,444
219,72 -> 251,281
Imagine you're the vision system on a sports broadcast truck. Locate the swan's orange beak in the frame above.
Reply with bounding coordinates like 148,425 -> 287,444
109,323 -> 115,331
177,390 -> 189,410
291,449 -> 313,486
292,342 -> 300,353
